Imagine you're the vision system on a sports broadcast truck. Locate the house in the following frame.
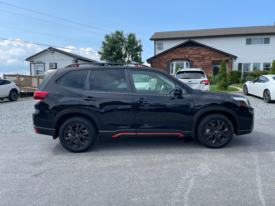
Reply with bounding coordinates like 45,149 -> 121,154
147,24 -> 275,77
25,47 -> 99,76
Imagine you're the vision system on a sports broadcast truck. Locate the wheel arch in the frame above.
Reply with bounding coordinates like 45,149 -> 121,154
192,107 -> 239,138
52,109 -> 101,139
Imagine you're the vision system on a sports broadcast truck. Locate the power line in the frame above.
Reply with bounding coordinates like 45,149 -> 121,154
0,37 -> 99,53
0,24 -> 101,45
0,10 -> 105,36
0,1 -> 112,32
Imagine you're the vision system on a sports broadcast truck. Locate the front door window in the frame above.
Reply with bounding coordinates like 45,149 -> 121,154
35,64 -> 45,76
243,63 -> 251,78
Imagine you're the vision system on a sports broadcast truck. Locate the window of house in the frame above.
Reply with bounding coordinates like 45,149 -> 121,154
246,38 -> 270,45
263,63 -> 272,71
89,69 -> 128,92
170,61 -> 190,75
35,64 -> 45,76
157,43 -> 163,50
252,63 -> 261,71
242,63 -> 251,78
56,70 -> 87,89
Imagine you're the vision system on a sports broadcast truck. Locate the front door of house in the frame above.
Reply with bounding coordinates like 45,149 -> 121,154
212,65 -> 220,76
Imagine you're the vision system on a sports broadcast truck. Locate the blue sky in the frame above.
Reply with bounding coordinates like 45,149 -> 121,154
0,0 -> 275,76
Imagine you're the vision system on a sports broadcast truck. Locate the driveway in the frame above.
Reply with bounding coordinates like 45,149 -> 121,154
1,98 -> 275,206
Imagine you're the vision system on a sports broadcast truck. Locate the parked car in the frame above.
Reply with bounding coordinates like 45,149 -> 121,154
243,75 -> 275,103
0,79 -> 20,101
175,68 -> 210,91
33,65 -> 254,152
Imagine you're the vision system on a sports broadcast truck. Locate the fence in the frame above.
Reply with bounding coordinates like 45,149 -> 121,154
3,74 -> 44,91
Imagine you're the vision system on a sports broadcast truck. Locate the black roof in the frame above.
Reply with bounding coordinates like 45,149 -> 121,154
25,47 -> 99,63
147,40 -> 237,63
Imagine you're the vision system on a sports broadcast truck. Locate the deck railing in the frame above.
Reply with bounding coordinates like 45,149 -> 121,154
3,74 -> 44,91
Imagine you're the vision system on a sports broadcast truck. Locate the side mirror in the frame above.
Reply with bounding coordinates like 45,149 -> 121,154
173,87 -> 182,95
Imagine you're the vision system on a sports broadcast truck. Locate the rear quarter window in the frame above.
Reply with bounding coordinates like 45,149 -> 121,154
56,70 -> 87,89
176,71 -> 205,79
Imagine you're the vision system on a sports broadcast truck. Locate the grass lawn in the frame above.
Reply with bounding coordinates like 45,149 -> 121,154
210,85 -> 239,92
232,84 -> 244,88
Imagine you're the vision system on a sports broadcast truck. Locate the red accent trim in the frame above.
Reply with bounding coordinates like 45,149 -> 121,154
112,133 -> 184,138
34,128 -> 39,133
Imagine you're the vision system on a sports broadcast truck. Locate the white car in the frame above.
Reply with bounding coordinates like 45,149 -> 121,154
0,79 -> 20,101
243,75 -> 275,103
175,68 -> 210,91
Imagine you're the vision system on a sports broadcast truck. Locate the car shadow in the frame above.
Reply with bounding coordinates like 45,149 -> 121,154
51,131 -> 275,156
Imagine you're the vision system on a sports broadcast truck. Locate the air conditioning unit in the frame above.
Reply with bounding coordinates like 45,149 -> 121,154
49,63 -> 57,69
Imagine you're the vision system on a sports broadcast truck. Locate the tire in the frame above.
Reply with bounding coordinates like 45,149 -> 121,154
59,117 -> 97,152
197,114 -> 234,148
9,90 -> 18,101
263,90 -> 271,103
243,85 -> 249,95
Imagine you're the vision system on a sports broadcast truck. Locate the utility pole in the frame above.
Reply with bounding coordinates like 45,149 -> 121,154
140,39 -> 144,63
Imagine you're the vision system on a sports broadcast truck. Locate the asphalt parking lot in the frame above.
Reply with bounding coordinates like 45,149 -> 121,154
1,96 -> 275,206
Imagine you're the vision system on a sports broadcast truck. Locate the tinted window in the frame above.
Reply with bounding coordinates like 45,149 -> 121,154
255,76 -> 266,83
176,71 -> 205,79
56,70 -> 87,89
0,80 -> 11,85
89,69 -> 128,92
131,70 -> 186,95
263,76 -> 269,83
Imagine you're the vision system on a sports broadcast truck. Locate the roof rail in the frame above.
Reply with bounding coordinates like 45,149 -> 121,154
95,62 -> 148,67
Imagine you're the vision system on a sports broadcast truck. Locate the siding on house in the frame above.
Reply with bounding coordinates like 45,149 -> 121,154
154,35 -> 275,72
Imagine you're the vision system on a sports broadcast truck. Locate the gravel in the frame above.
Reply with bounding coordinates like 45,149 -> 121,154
0,94 -> 274,134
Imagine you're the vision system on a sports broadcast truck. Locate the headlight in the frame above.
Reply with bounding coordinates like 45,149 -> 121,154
232,97 -> 250,107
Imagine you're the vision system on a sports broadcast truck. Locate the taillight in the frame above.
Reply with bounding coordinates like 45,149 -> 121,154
33,91 -> 48,100
134,64 -> 139,67
16,84 -> 19,87
74,64 -> 79,67
65,66 -> 71,68
34,128 -> 39,133
200,80 -> 209,85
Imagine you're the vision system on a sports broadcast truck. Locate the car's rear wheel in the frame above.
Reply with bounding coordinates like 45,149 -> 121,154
59,117 -> 97,152
263,90 -> 271,103
243,85 -> 249,95
197,114 -> 234,148
9,90 -> 18,101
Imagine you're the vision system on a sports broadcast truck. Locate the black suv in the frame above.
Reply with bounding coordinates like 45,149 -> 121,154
33,66 -> 254,152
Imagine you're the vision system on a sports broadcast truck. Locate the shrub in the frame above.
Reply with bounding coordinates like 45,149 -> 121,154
229,71 -> 241,84
248,70 -> 268,78
175,64 -> 179,75
269,60 -> 275,74
246,75 -> 255,81
207,74 -> 213,83
239,78 -> 246,84
210,75 -> 219,85
217,60 -> 228,90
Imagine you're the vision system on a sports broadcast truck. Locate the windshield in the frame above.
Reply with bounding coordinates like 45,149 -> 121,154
176,71 -> 205,79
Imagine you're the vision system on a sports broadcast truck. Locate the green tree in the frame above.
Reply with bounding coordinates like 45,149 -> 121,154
98,30 -> 142,63
217,60 -> 228,90
125,33 -> 142,63
175,64 -> 179,75
269,60 -> 275,74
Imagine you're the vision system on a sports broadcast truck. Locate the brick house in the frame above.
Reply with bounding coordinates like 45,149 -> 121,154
147,24 -> 275,77
147,40 -> 236,76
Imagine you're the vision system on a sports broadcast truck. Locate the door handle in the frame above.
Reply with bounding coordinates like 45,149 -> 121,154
135,98 -> 147,103
83,96 -> 96,101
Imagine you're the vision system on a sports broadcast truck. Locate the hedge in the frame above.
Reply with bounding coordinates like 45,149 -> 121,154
229,71 -> 241,84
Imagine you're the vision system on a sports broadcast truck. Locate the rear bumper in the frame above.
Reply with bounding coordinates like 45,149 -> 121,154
33,126 -> 55,137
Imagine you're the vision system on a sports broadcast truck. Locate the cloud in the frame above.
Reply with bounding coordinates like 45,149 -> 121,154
0,38 -> 43,66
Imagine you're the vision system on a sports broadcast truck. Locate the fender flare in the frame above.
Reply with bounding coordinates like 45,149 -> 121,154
191,107 -> 240,138
52,109 -> 101,130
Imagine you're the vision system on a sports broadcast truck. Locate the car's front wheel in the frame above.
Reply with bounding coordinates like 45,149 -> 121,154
197,114 -> 234,148
59,117 -> 97,152
9,90 -> 18,101
263,90 -> 271,103
243,85 -> 249,95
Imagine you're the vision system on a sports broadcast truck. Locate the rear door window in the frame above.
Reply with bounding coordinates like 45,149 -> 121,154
56,70 -> 87,89
89,69 -> 129,93
176,71 -> 205,79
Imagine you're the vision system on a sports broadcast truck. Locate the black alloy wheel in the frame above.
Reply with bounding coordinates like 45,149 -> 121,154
263,90 -> 271,103
243,85 -> 249,95
198,114 -> 233,148
9,90 -> 18,101
59,117 -> 96,152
